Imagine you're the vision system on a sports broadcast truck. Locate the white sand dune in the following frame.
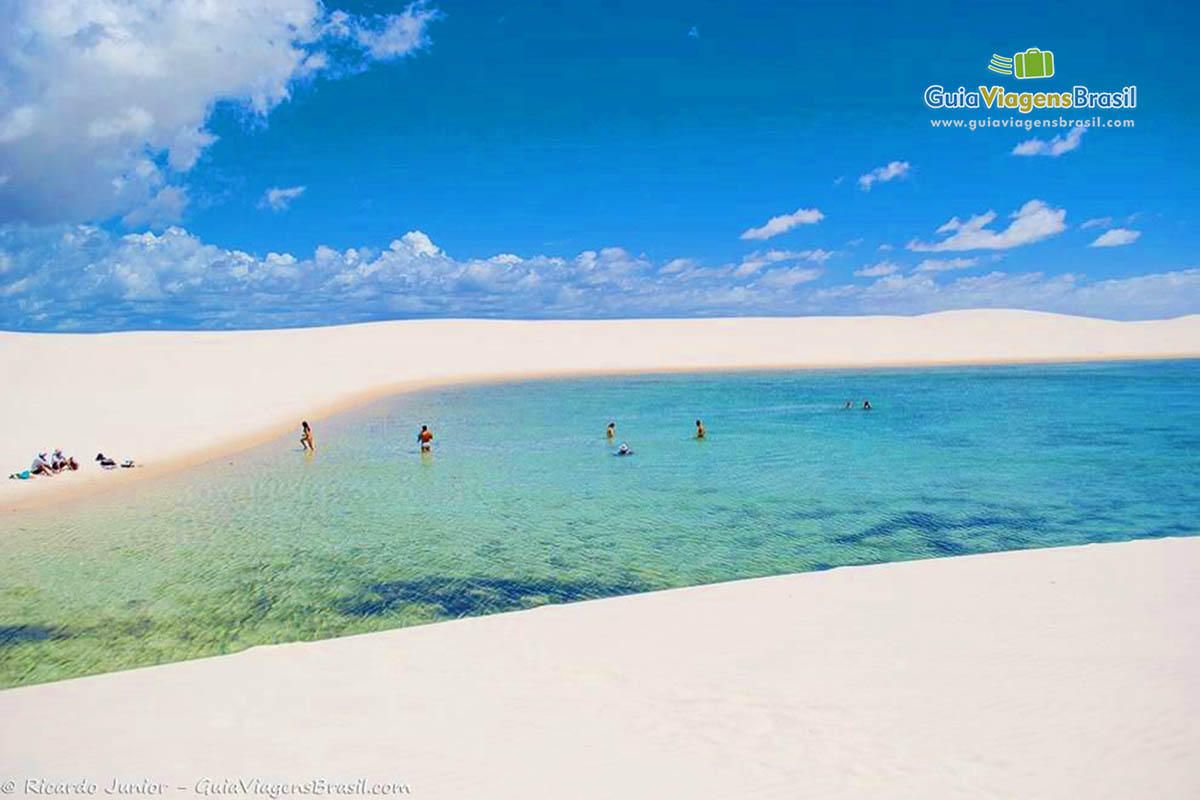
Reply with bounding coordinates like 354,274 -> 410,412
2,537 -> 1197,798
3,310 -> 1200,510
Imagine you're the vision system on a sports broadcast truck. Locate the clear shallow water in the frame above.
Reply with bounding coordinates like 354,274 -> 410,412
2,361 -> 1198,687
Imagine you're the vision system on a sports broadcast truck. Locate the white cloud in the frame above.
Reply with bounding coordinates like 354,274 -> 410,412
2,224 -> 1195,330
260,186 -> 307,212
805,268 -> 1200,321
739,207 -> 824,241
757,267 -> 822,289
121,186 -> 189,228
914,257 -> 977,273
858,161 -> 911,192
907,199 -> 1066,252
1080,216 -> 1113,230
877,243 -> 893,251
764,248 -> 835,263
1012,124 -> 1086,157
853,261 -> 899,278
0,1 -> 438,226
346,5 -> 438,58
1090,228 -> 1141,248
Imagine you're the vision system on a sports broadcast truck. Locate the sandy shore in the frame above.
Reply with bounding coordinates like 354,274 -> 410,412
1,536 -> 1196,797
4,310 -> 1200,511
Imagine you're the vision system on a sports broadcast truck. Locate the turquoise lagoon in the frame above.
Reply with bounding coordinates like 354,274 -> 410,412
2,360 -> 1198,686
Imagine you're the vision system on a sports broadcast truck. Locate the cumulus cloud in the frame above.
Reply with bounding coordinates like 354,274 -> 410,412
1012,124 -> 1086,157
757,267 -> 822,289
1090,228 -> 1141,248
1,224 -> 1195,331
1080,216 -> 1113,230
907,200 -> 1066,252
0,0 -> 438,226
260,186 -> 307,212
914,257 -> 977,273
858,161 -> 911,192
804,268 -> 1200,320
739,207 -> 824,241
853,261 -> 899,278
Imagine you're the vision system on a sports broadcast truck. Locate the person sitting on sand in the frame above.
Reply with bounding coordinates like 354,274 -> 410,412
31,452 -> 54,476
300,420 -> 315,451
96,453 -> 117,469
695,419 -> 706,439
862,399 -> 872,410
52,449 -> 79,471
606,422 -> 615,440
418,425 -> 434,452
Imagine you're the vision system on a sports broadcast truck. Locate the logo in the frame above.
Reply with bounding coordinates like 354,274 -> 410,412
923,45 -> 1135,114
988,48 -> 1055,79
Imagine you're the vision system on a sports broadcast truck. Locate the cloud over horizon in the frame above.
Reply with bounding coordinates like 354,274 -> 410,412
0,223 -> 1195,331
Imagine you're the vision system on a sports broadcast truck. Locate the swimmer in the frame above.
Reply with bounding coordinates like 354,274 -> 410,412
300,420 -> 315,451
418,424 -> 434,452
616,443 -> 634,456
606,421 -> 615,440
695,419 -> 706,439
843,401 -> 853,410
862,399 -> 872,410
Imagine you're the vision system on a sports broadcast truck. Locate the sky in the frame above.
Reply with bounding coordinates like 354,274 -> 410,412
0,0 -> 1198,330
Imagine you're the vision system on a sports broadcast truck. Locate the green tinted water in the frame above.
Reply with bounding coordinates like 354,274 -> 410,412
2,361 -> 1197,687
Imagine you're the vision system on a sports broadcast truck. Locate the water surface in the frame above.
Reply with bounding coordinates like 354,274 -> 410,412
2,361 -> 1197,687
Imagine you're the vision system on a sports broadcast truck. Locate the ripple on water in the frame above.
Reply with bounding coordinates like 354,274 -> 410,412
1,361 -> 1197,686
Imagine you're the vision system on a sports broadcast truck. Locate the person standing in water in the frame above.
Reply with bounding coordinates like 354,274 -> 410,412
418,424 -> 434,452
695,419 -> 706,439
300,421 -> 315,451
606,421 -> 615,440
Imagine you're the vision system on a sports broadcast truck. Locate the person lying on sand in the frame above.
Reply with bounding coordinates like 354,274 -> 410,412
95,453 -> 137,469
300,420 -> 315,451
418,425 -> 434,452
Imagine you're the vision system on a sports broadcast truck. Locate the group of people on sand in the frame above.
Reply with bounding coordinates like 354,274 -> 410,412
8,449 -> 137,480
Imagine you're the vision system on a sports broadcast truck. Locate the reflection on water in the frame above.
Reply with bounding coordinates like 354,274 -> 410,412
2,361 -> 1197,687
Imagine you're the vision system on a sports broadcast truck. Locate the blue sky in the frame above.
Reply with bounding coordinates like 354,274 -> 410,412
1,0 -> 1198,330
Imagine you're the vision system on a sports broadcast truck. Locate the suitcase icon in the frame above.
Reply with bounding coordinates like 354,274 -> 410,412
1014,48 -> 1054,79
